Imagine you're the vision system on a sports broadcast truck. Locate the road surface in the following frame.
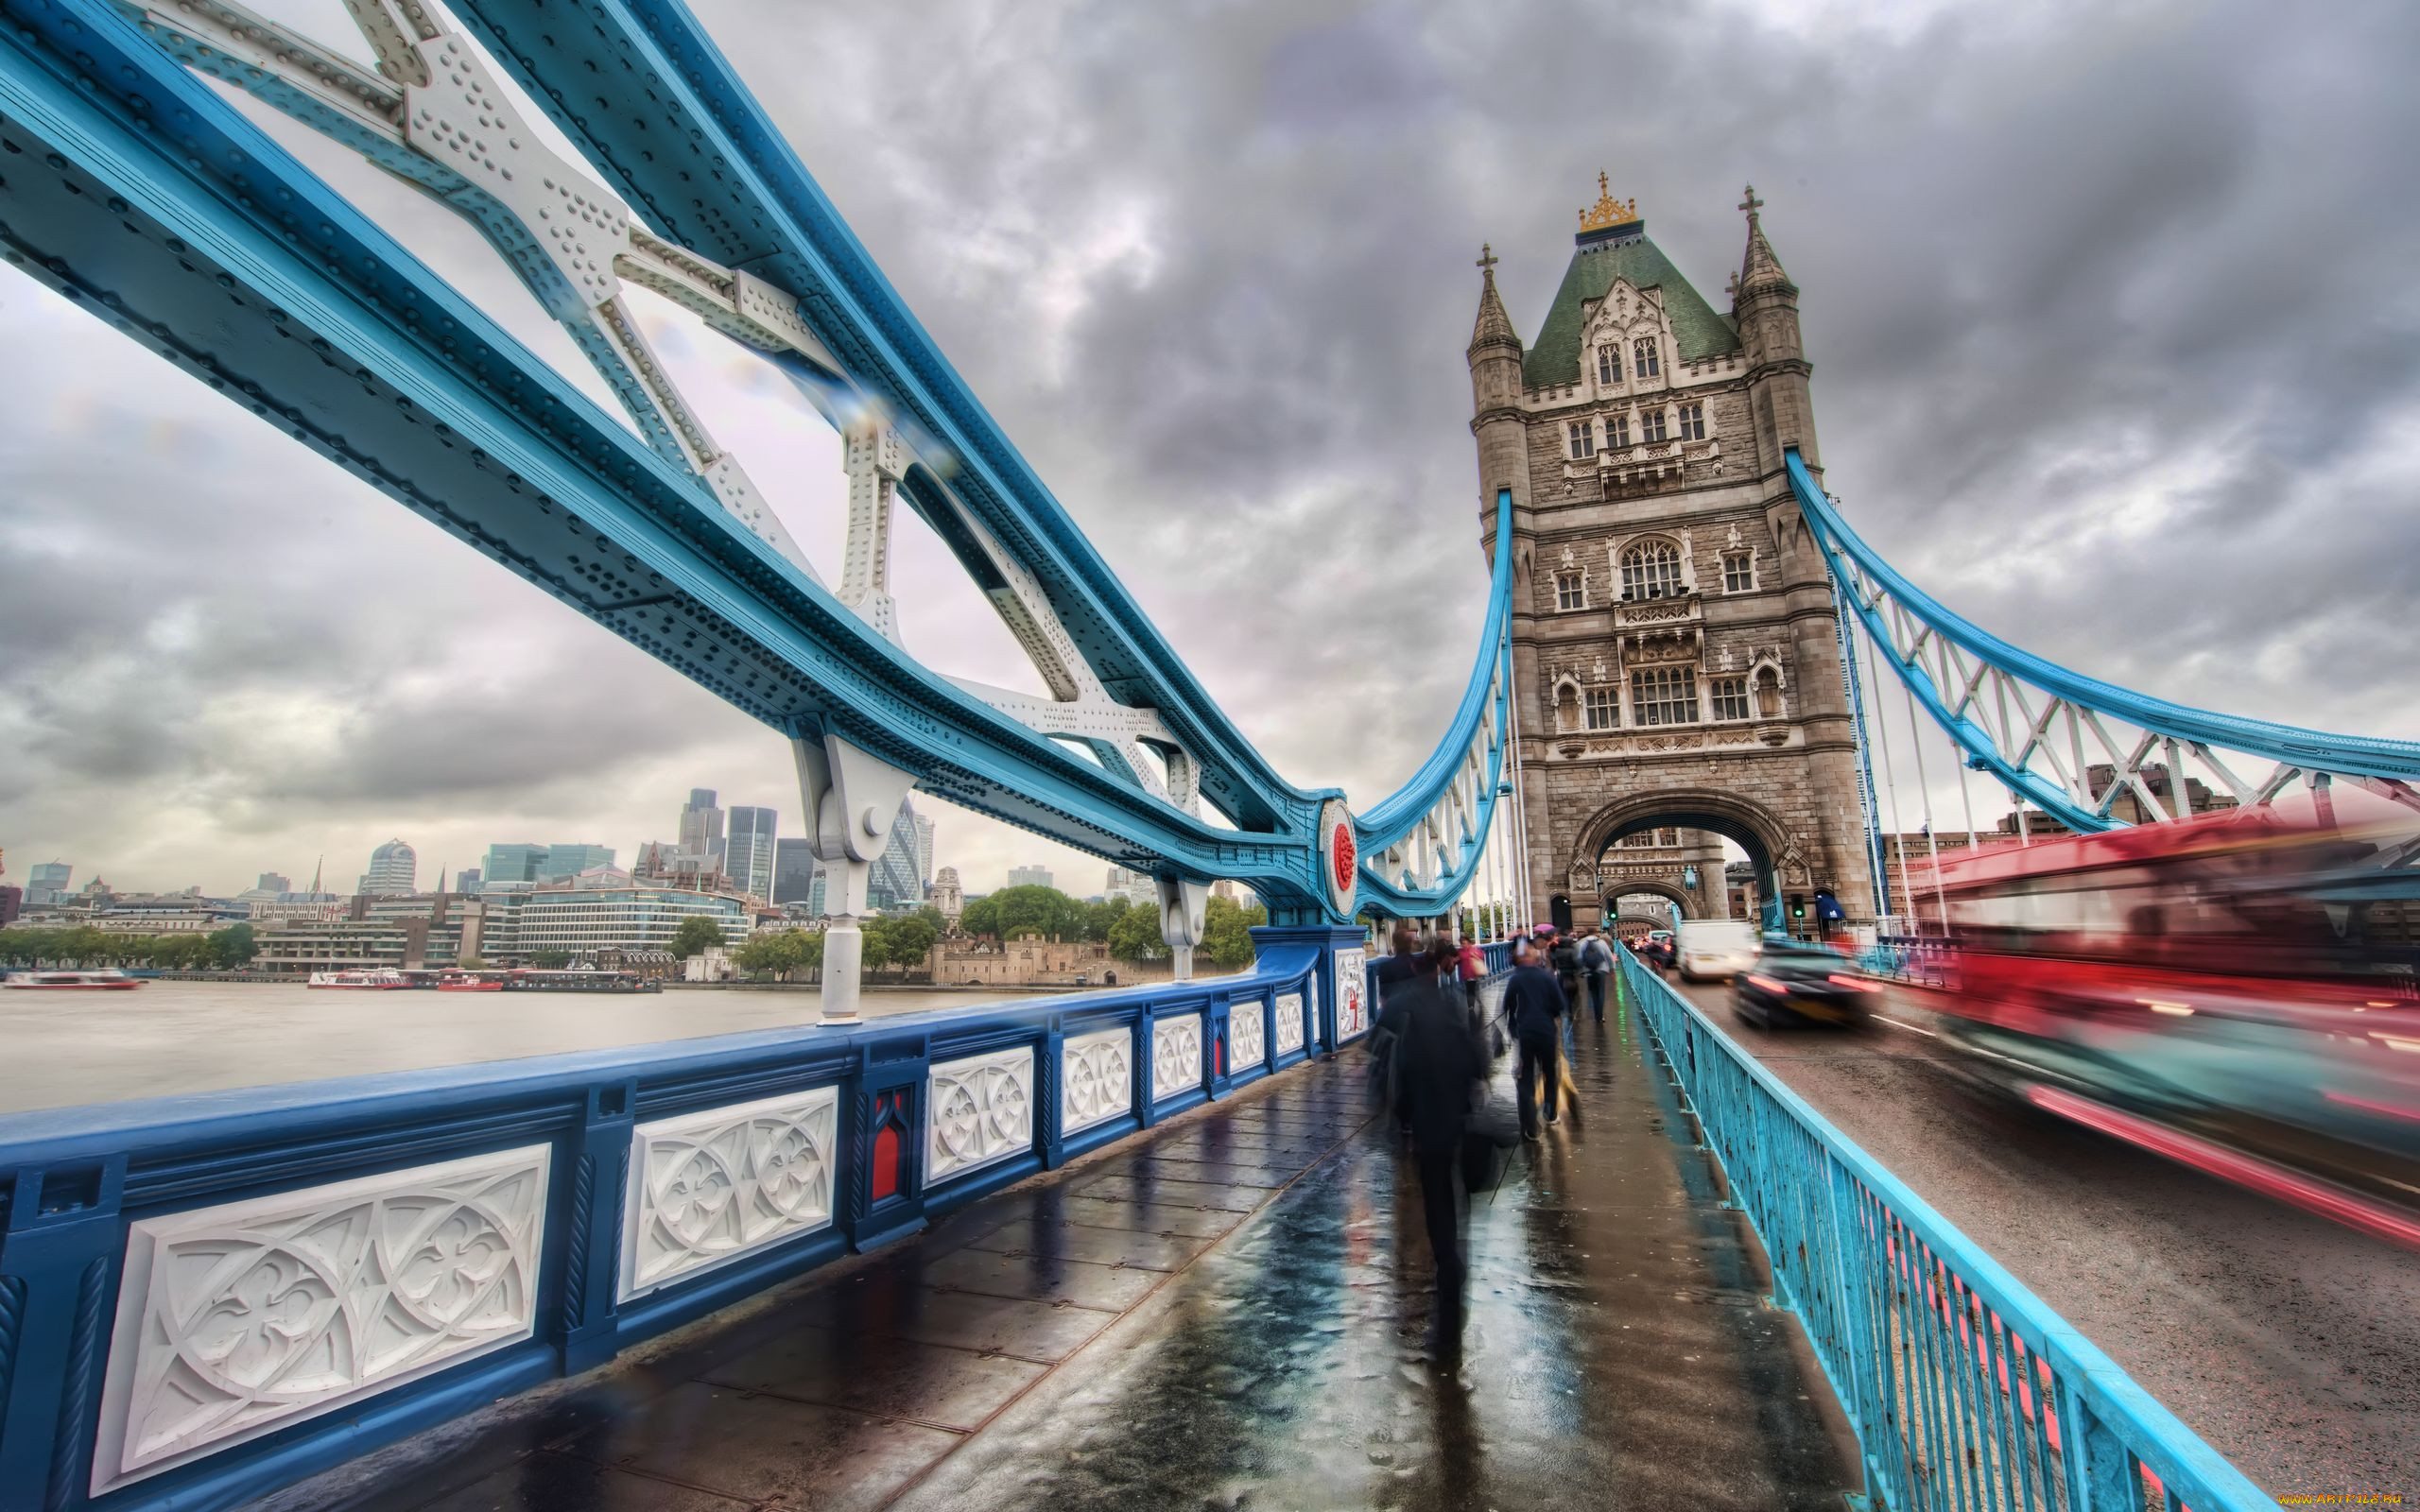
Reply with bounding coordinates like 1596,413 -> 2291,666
1655,970 -> 2420,1500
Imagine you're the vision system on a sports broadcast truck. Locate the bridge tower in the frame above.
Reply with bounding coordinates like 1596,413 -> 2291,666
1470,180 -> 1876,933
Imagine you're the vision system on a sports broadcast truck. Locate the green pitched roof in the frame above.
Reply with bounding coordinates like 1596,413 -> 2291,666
1520,230 -> 1740,389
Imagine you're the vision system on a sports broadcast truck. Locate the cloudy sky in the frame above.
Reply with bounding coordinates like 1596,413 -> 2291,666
4,0 -> 2416,899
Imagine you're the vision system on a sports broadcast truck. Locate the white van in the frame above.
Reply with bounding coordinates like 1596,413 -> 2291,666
1674,919 -> 1760,982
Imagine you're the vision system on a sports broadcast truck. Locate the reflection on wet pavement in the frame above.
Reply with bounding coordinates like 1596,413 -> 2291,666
270,1008 -> 1854,1512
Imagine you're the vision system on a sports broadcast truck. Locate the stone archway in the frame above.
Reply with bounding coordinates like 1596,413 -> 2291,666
1601,877 -> 1695,920
1577,788 -> 1801,934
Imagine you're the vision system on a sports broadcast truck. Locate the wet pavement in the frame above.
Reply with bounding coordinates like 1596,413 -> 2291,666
261,1000 -> 1856,1512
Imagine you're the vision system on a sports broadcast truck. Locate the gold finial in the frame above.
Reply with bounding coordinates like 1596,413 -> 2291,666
1579,171 -> 1639,233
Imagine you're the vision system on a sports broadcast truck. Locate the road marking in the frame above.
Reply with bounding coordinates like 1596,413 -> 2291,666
1876,1015 -> 1939,1038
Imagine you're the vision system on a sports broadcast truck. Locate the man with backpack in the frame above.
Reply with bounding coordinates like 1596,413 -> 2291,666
1580,928 -> 1615,1023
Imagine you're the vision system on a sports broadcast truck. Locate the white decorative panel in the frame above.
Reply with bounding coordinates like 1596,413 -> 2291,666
1062,1026 -> 1133,1135
619,1086 -> 838,1302
1152,1012 -> 1204,1103
93,1145 -> 550,1493
927,1046 -> 1034,1183
1335,948 -> 1371,1040
1273,992 -> 1307,1056
1229,1003 -> 1267,1073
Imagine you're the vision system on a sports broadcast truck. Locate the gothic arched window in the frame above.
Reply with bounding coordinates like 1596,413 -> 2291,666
1632,336 -> 1661,380
1597,346 -> 1617,387
1620,540 -> 1685,600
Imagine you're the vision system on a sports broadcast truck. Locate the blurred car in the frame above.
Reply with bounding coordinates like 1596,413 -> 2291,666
1677,919 -> 1759,981
1735,940 -> 1884,1027
1637,930 -> 1675,970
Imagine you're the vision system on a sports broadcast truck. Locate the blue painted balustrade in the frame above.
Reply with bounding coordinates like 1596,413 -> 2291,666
0,927 -> 1380,1512
1616,949 -> 2274,1511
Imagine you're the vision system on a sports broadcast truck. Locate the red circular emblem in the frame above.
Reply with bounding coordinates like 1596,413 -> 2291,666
1330,822 -> 1357,893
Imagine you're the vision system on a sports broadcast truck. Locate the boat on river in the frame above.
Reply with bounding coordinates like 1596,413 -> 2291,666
307,969 -> 409,989
436,969 -> 504,991
1,968 -> 143,990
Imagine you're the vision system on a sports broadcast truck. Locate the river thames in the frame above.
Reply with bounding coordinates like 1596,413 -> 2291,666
0,979 -> 1070,1115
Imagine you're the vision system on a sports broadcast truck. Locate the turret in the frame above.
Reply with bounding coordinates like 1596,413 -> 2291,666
1730,185 -> 1818,470
1467,244 -> 1529,545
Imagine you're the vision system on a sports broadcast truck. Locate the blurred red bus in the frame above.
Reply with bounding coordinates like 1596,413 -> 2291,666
1921,803 -> 2420,1246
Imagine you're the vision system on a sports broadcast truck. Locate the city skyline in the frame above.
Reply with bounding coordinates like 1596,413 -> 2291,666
5,0 -> 2415,915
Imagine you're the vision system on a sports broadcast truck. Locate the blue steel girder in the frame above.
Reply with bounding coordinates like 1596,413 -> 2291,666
0,0 -> 1337,904
1351,490 -> 1515,915
1788,448 -> 2420,833
437,0 -> 1306,836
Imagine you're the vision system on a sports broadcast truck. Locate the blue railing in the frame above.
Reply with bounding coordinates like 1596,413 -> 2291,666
1618,949 -> 2276,1512
0,927 -> 1365,1511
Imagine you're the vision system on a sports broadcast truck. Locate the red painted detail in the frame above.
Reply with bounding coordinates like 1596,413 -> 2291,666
871,1122 -> 902,1202
1330,821 -> 1357,892
2028,1083 -> 2420,1252
1216,1040 -> 1224,1076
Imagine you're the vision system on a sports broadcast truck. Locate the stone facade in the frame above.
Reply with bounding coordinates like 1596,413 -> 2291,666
1471,181 -> 1876,930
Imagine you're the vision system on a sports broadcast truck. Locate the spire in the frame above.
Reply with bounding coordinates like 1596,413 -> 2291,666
1467,243 -> 1521,357
1737,184 -> 1793,299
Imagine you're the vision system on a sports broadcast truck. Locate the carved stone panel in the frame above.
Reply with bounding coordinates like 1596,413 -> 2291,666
1273,992 -> 1307,1056
1062,1025 -> 1133,1135
619,1087 -> 838,1302
1151,1012 -> 1204,1103
93,1144 -> 551,1493
1229,1002 -> 1267,1073
1334,948 -> 1370,1040
926,1046 -> 1035,1183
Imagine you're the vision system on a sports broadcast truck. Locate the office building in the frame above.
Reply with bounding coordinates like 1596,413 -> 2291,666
0,886 -> 21,927
912,812 -> 936,890
865,801 -> 925,912
255,892 -> 472,972
727,805 -> 777,900
1104,867 -> 1156,907
26,861 -> 71,906
256,871 -> 292,894
357,838 -> 417,896
480,843 -> 549,887
1006,865 -> 1053,890
499,885 -> 751,960
772,838 -> 819,906
541,844 -> 616,880
455,867 -> 482,894
678,788 -> 726,867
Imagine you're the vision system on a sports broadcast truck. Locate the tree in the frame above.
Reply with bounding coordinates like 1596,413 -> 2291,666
1107,901 -> 1167,965
879,913 -> 939,976
958,895 -> 1000,939
666,916 -> 727,959
207,921 -> 256,969
1081,897 -> 1131,943
963,885 -> 1084,942
734,930 -> 807,980
1200,897 -> 1267,971
531,950 -> 573,969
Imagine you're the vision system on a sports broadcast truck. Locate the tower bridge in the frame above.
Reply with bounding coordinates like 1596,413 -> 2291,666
2,1 -> 2416,1507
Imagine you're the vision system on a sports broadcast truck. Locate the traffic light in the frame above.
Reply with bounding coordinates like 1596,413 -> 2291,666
1789,893 -> 1806,920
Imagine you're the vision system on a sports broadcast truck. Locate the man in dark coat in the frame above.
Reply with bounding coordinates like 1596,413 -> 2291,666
1502,936 -> 1569,1139
1369,926 -> 1423,1123
1393,945 -> 1486,1295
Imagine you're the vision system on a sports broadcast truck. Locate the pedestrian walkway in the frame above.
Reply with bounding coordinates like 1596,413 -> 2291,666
261,1001 -> 1856,1512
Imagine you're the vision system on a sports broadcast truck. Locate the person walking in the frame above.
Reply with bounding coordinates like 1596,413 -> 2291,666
1502,936 -> 1568,1140
1455,932 -> 1486,1027
1394,940 -> 1487,1300
1549,929 -> 1582,1014
1580,928 -> 1615,1023
1370,926 -> 1423,1125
